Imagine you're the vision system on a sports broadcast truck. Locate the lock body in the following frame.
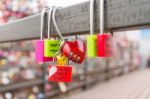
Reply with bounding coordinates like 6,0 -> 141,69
56,53 -> 68,65
44,39 -> 60,57
35,40 -> 53,63
97,34 -> 113,57
48,66 -> 72,82
87,35 -> 97,57
60,40 -> 86,64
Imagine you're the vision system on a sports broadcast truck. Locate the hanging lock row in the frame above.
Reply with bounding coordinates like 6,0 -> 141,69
87,0 -> 114,58
35,7 -> 60,63
35,7 -> 86,64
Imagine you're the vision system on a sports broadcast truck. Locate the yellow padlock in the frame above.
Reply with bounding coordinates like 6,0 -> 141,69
56,53 -> 68,65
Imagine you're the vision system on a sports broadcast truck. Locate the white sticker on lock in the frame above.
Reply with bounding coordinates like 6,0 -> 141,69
49,66 -> 57,78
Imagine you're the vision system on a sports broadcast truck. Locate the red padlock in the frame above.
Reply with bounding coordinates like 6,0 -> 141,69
60,38 -> 86,64
97,34 -> 113,57
48,66 -> 72,82
52,7 -> 86,63
97,0 -> 114,57
48,53 -> 72,82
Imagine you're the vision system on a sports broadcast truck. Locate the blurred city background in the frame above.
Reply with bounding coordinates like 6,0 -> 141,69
0,0 -> 150,99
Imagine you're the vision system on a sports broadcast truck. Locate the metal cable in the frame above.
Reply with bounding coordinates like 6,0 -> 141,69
52,7 -> 65,41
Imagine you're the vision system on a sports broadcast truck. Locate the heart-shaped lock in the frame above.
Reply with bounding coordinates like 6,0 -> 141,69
60,38 -> 86,64
52,7 -> 86,64
44,7 -> 60,58
48,52 -> 72,82
35,7 -> 53,63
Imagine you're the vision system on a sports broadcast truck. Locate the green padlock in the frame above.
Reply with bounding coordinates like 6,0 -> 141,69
44,39 -> 60,57
87,35 -> 97,57
87,0 -> 97,57
44,7 -> 60,57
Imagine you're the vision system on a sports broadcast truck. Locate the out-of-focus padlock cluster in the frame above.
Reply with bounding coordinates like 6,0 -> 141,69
0,0 -> 44,24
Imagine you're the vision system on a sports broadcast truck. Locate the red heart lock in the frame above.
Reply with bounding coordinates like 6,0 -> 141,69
52,7 -> 86,63
60,39 -> 86,64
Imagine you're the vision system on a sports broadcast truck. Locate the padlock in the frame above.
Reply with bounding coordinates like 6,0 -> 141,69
97,34 -> 113,57
36,41 -> 53,63
44,39 -> 60,57
44,8 -> 60,57
35,7 -> 52,63
48,52 -> 72,82
87,35 -> 97,57
60,38 -> 86,64
52,7 -> 86,64
56,53 -> 68,65
97,0 -> 113,57
87,0 -> 97,57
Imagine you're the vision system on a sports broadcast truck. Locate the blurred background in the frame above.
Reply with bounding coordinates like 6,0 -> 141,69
0,0 -> 149,99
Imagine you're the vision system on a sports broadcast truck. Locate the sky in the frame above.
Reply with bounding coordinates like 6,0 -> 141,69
140,29 -> 150,39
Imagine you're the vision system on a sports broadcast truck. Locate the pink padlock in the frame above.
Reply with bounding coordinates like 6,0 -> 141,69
35,7 -> 52,63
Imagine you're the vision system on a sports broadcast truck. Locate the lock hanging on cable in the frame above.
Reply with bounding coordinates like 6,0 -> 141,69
44,7 -> 60,58
60,38 -> 86,64
52,7 -> 86,64
87,0 -> 97,57
97,0 -> 114,57
35,7 -> 53,63
48,52 -> 72,82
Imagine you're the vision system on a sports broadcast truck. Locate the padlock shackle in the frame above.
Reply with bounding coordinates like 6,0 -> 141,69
100,0 -> 104,34
90,0 -> 94,35
48,7 -> 54,39
52,7 -> 65,41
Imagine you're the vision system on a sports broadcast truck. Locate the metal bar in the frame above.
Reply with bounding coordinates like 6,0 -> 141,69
0,0 -> 150,42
